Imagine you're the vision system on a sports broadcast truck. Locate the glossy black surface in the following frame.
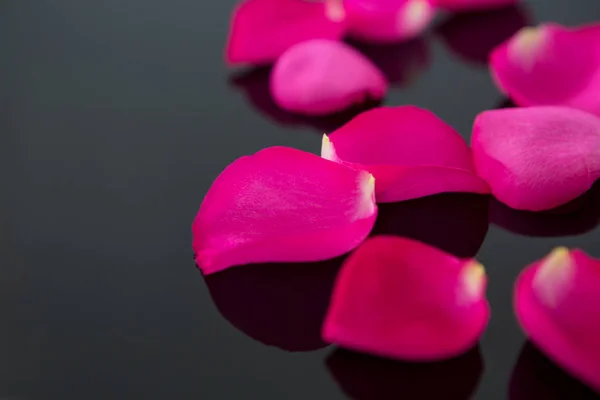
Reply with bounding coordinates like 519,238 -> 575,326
1,1 -> 600,399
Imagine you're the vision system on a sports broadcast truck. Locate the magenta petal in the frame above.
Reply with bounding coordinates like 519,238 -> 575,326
323,236 -> 490,361
472,106 -> 600,211
192,146 -> 377,275
225,0 -> 346,66
431,0 -> 517,11
270,40 -> 388,116
515,248 -> 600,393
344,0 -> 436,43
322,106 -> 490,202
490,23 -> 600,116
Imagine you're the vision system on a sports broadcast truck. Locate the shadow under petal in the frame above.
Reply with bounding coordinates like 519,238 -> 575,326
347,37 -> 431,87
436,5 -> 531,65
495,97 -> 517,109
509,341 -> 599,399
371,193 -> 490,258
229,67 -> 381,133
326,345 -> 483,400
204,256 -> 346,352
490,181 -> 600,237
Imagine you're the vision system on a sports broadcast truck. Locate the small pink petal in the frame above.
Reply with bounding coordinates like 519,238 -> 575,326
490,23 -> 600,116
436,5 -> 530,65
225,0 -> 346,66
323,236 -> 490,361
515,247 -> 600,393
270,40 -> 388,116
431,0 -> 517,11
344,0 -> 436,43
472,106 -> 600,211
322,106 -> 490,202
193,146 -> 377,275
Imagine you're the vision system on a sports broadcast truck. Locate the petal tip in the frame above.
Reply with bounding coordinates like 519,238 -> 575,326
533,247 -> 574,307
509,26 -> 548,69
401,0 -> 434,37
326,0 -> 346,22
461,261 -> 487,303
357,172 -> 377,219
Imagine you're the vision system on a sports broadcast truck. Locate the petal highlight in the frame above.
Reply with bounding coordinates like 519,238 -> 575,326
193,146 -> 377,275
490,23 -> 600,116
323,236 -> 490,361
472,106 -> 600,211
225,0 -> 346,66
322,106 -> 490,202
515,248 -> 600,393
344,0 -> 436,43
270,40 -> 388,115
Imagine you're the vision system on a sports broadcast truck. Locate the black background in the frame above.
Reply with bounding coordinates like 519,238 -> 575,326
1,0 -> 600,398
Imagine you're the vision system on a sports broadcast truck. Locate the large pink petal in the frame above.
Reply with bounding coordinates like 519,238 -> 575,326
490,23 -> 600,116
322,106 -> 490,202
322,236 -> 490,361
205,256 -> 345,352
270,40 -> 388,116
326,346 -> 483,399
515,248 -> 600,393
344,0 -> 436,43
225,0 -> 346,66
193,146 -> 377,275
436,5 -> 530,65
472,106 -> 600,211
431,0 -> 517,11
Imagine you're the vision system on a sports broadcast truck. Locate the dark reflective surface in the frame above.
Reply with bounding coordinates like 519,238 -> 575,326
327,346 -> 483,400
510,342 -> 600,399
2,0 -> 600,399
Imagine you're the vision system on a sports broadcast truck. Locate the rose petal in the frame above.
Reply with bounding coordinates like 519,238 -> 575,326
270,40 -> 388,116
514,247 -> 600,393
510,342 -> 600,400
326,346 -> 483,399
193,146 -> 377,275
322,106 -> 490,202
344,0 -> 436,43
431,0 -> 517,11
490,23 -> 600,116
230,67 -> 382,132
349,37 -> 431,87
471,106 -> 600,211
204,256 -> 345,352
436,5 -> 530,65
322,235 -> 490,361
372,193 -> 490,258
225,0 -> 346,66
490,182 -> 600,237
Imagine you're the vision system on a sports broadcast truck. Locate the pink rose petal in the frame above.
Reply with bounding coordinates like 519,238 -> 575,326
193,146 -> 377,275
230,67 -> 381,133
490,182 -> 600,237
431,0 -> 517,11
514,247 -> 600,393
490,23 -> 600,116
349,37 -> 431,87
270,40 -> 388,116
436,5 -> 530,65
471,106 -> 600,211
322,106 -> 491,202
326,346 -> 483,399
225,0 -> 346,66
344,0 -> 436,43
510,342 -> 600,400
373,193 -> 489,258
322,235 -> 490,361
205,256 -> 345,352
